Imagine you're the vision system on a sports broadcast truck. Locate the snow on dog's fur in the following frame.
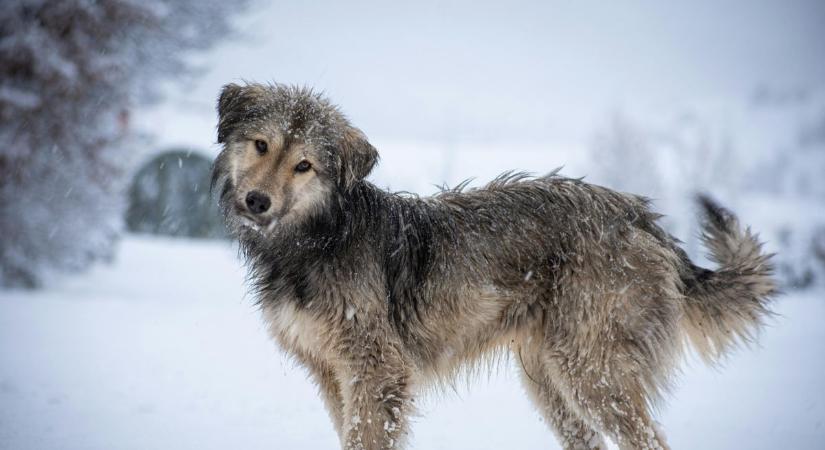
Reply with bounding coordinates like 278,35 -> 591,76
212,82 -> 777,450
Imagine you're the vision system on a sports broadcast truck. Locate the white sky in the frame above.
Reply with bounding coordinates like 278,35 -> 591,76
136,0 -> 825,152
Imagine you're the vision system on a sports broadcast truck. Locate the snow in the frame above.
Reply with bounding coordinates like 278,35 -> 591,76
1,236 -> 823,449
3,2 -> 822,446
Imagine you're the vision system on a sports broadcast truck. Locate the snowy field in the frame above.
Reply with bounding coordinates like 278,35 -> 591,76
1,236 -> 823,450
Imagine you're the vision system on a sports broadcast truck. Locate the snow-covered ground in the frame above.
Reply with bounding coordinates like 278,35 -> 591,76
1,236 -> 823,449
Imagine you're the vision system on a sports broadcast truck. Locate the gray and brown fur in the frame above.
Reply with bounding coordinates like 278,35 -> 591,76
212,82 -> 776,450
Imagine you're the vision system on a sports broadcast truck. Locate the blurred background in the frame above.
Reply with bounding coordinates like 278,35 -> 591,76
1,1 -> 823,449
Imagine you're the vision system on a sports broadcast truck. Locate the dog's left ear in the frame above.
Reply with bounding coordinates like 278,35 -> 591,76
216,83 -> 245,144
339,126 -> 378,190
217,83 -> 270,144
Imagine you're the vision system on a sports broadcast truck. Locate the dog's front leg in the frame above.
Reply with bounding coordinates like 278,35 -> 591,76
298,354 -> 346,440
339,334 -> 412,450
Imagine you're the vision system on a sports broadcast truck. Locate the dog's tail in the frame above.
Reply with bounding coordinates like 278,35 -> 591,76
680,195 -> 777,364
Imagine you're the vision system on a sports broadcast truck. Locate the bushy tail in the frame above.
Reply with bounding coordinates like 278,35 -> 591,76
681,195 -> 777,363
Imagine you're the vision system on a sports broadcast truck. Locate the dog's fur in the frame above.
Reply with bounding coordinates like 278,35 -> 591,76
212,83 -> 776,450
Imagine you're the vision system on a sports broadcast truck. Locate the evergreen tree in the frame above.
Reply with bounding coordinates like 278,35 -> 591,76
0,0 -> 246,287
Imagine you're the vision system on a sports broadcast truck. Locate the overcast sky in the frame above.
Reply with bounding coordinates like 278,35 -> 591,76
137,0 -> 825,150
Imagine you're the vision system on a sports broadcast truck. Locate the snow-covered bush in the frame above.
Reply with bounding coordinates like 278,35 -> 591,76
126,150 -> 226,239
589,113 -> 663,197
588,111 -> 737,259
742,86 -> 825,289
0,0 -> 246,287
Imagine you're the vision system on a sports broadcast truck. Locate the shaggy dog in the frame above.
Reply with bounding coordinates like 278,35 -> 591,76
212,83 -> 776,450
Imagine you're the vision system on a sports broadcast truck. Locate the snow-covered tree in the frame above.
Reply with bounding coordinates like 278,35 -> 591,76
0,0 -> 246,287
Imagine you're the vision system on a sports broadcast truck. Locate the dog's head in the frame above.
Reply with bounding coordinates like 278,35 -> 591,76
212,83 -> 378,235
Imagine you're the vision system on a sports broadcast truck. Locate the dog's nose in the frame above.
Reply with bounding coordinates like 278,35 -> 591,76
245,191 -> 271,215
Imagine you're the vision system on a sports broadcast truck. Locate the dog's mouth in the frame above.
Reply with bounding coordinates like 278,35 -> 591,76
232,206 -> 278,234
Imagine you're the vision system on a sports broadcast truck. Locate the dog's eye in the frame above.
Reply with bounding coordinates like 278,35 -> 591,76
254,140 -> 268,154
295,160 -> 312,173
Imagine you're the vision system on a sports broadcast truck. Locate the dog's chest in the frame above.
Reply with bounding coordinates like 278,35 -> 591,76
261,300 -> 331,358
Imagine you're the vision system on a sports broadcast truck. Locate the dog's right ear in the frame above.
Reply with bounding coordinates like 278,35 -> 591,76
217,83 -> 245,144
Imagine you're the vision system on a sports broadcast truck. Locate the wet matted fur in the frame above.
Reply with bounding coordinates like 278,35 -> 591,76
212,82 -> 776,450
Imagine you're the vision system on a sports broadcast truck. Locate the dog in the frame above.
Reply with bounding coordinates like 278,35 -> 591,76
212,82 -> 776,450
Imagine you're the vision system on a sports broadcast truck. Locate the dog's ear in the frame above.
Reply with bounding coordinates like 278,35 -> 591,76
217,83 -> 273,143
216,83 -> 251,144
339,126 -> 378,190
218,83 -> 243,116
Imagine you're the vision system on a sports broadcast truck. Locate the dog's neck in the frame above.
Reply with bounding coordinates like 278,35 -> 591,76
235,180 -> 442,310
235,181 -> 383,301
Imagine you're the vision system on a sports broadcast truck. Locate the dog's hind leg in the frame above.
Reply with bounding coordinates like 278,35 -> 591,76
516,342 -> 607,450
552,366 -> 668,450
543,342 -> 671,450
